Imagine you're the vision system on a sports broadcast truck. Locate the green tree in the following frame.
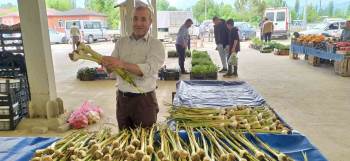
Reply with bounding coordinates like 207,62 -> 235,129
291,9 -> 297,21
192,0 -> 220,23
234,0 -> 266,23
294,0 -> 300,17
265,0 -> 287,8
334,9 -> 345,18
46,0 -> 73,11
0,2 -> 15,8
88,0 -> 120,29
156,0 -> 177,11
347,4 -> 350,18
306,4 -> 318,23
326,0 -> 334,17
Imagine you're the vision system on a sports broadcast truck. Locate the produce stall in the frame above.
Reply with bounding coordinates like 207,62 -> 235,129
290,35 -> 350,76
1,128 -> 325,161
0,80 -> 328,161
250,38 -> 290,55
170,80 -> 328,161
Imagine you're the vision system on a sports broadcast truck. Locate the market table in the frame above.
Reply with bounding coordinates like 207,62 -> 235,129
172,80 -> 329,161
173,80 -> 266,107
0,133 -> 328,161
291,43 -> 345,61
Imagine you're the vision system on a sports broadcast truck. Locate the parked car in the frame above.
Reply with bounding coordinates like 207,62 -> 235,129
299,20 -> 346,38
49,29 -> 66,44
65,20 -> 117,44
235,22 -> 256,41
264,7 -> 290,39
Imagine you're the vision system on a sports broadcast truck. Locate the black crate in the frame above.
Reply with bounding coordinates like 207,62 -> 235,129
0,77 -> 29,93
190,72 -> 217,80
0,68 -> 23,78
0,115 -> 22,130
0,89 -> 22,130
159,68 -> 180,80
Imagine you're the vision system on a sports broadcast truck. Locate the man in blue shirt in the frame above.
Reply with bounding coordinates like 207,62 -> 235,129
224,19 -> 240,77
176,19 -> 193,74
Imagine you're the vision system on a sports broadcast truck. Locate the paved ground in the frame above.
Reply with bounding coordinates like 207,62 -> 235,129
0,39 -> 349,160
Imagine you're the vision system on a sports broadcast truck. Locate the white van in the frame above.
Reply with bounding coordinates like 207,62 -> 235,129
65,20 -> 110,43
264,7 -> 290,39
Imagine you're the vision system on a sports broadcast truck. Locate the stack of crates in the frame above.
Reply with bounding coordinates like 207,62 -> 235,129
0,77 -> 29,130
0,23 -> 30,130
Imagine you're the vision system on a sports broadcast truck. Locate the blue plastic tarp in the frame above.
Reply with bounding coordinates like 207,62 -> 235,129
176,131 -> 328,161
173,80 -> 266,107
0,137 -> 58,161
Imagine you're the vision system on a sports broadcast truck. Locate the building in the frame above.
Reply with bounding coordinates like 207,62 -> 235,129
0,8 -> 107,33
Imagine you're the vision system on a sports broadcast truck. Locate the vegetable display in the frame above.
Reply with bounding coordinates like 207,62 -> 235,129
31,126 -> 295,161
168,105 -> 290,134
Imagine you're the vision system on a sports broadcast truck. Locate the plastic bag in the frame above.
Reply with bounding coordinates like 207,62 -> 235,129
68,101 -> 103,129
228,52 -> 238,66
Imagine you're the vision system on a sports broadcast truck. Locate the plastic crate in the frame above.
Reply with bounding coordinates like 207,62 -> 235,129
190,72 -> 217,80
0,78 -> 21,93
0,90 -> 19,106
0,115 -> 21,130
0,68 -> 23,78
0,89 -> 22,131
0,102 -> 20,116
159,68 -> 180,80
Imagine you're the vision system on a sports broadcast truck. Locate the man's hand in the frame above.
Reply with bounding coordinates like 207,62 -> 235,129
101,56 -> 124,70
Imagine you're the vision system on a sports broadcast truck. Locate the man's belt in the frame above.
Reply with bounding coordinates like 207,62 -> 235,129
118,90 -> 154,97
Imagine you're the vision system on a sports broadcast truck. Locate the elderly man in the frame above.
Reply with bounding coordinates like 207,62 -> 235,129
101,6 -> 165,130
176,19 -> 193,74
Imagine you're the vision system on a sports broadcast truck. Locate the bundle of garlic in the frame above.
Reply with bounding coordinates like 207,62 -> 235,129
169,105 -> 290,134
31,125 -> 295,161
68,42 -> 142,93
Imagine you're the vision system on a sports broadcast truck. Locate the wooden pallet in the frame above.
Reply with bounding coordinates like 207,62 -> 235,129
307,55 -> 320,66
274,49 -> 289,56
334,57 -> 350,77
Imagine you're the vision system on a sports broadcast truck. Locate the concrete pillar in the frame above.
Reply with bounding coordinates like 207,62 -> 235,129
120,7 -> 126,37
151,0 -> 157,38
125,0 -> 135,36
17,0 -> 57,117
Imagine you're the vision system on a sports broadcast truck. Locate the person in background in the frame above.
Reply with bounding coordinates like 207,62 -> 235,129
262,17 -> 274,42
101,6 -> 165,130
259,17 -> 266,40
224,19 -> 240,77
176,19 -> 193,74
340,20 -> 350,41
70,22 -> 80,50
213,16 -> 229,72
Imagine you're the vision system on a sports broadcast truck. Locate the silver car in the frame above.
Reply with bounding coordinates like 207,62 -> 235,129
300,20 -> 346,38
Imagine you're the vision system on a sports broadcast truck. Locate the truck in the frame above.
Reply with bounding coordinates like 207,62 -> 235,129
157,11 -> 196,41
264,7 -> 290,39
64,20 -> 119,43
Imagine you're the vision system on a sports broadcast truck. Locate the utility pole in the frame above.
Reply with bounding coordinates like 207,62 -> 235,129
303,0 -> 308,24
